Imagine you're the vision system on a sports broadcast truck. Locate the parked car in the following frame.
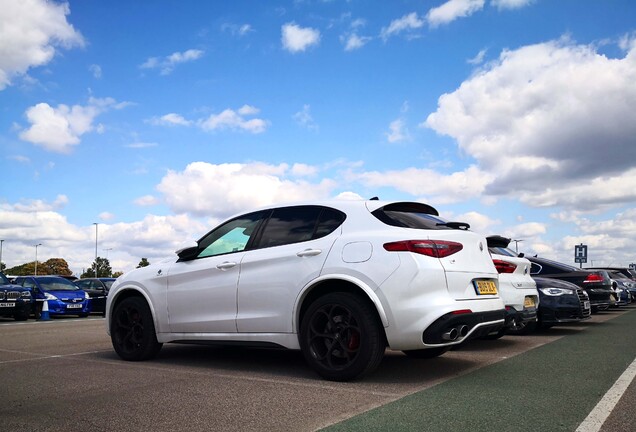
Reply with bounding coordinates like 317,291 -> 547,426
533,277 -> 591,329
106,200 -> 506,381
0,272 -> 33,321
527,256 -> 613,312
13,275 -> 91,317
588,267 -> 636,282
486,236 -> 539,336
75,278 -> 115,315
606,270 -> 633,306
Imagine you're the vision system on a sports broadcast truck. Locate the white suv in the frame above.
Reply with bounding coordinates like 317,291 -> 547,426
487,236 -> 539,336
106,200 -> 505,381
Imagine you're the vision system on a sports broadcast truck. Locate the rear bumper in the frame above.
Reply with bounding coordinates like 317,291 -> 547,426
422,309 -> 506,346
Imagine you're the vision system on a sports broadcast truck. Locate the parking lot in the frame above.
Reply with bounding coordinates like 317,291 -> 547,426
1,308 -> 636,432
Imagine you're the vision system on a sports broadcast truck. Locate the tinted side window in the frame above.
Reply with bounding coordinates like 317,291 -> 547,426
197,211 -> 267,258
314,208 -> 346,239
256,206 -> 321,248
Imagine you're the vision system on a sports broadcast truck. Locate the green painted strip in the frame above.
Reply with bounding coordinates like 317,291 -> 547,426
323,309 -> 636,432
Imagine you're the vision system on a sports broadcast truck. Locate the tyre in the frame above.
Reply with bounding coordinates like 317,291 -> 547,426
506,319 -> 537,336
14,311 -> 29,321
300,292 -> 385,381
111,296 -> 162,361
482,328 -> 506,340
402,347 -> 449,359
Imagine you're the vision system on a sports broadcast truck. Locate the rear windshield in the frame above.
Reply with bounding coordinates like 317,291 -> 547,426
489,247 -> 517,257
372,203 -> 464,230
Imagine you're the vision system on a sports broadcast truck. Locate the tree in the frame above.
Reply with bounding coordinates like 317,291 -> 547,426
44,258 -> 73,276
4,258 -> 73,276
81,257 -> 112,278
112,271 -> 124,278
137,258 -> 150,268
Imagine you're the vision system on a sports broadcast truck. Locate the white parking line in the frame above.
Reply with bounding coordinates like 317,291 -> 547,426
576,356 -> 636,432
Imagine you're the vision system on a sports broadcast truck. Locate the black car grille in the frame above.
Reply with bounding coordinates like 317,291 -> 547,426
577,289 -> 591,318
0,291 -> 21,300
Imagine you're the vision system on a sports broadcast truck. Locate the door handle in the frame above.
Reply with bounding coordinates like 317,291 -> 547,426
217,261 -> 237,270
297,249 -> 322,257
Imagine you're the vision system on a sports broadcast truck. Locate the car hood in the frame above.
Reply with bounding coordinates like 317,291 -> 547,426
0,283 -> 28,291
44,289 -> 86,300
532,277 -> 580,290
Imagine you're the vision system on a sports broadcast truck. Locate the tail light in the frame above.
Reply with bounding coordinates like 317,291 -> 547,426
383,240 -> 463,258
583,273 -> 604,284
493,259 -> 517,274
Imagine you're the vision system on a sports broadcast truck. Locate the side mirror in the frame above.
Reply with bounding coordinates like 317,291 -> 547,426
176,241 -> 199,261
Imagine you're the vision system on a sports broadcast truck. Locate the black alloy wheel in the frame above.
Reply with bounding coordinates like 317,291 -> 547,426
300,292 -> 385,381
111,296 -> 162,361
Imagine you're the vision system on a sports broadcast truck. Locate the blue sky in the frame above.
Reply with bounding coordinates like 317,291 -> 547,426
1,0 -> 635,275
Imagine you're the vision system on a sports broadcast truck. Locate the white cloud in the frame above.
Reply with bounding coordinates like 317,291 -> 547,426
426,0 -> 485,27
351,165 -> 495,204
491,0 -> 534,10
221,23 -> 253,37
99,212 -> 115,221
386,119 -> 409,143
342,33 -> 372,51
19,97 -> 127,153
199,107 -> 268,134
293,105 -> 318,130
89,64 -> 102,79
468,48 -> 487,65
126,142 -> 158,149
140,49 -> 204,75
281,23 -> 321,53
380,13 -> 424,41
424,38 -> 636,210
0,0 -> 84,90
157,162 -> 335,218
148,113 -> 193,126
134,195 -> 160,206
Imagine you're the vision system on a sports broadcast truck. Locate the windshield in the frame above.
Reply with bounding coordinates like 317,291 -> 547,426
38,277 -> 81,291
372,203 -> 458,230
0,273 -> 10,285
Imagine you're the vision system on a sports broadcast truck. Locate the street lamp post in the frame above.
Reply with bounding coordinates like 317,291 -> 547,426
93,223 -> 99,277
34,243 -> 42,275
0,239 -> 4,272
512,239 -> 524,254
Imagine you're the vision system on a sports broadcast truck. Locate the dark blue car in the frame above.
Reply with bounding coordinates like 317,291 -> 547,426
13,275 -> 91,317
0,272 -> 33,321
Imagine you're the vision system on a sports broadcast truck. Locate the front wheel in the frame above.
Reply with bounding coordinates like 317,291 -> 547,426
111,296 -> 162,361
300,292 -> 385,381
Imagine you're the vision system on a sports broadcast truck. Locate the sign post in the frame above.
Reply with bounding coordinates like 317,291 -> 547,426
574,244 -> 588,268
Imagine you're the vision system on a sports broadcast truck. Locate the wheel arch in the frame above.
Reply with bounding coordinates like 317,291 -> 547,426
295,276 -> 389,335
107,286 -> 158,334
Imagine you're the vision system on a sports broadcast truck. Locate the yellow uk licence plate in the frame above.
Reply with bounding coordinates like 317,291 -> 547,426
474,280 -> 497,295
524,297 -> 535,308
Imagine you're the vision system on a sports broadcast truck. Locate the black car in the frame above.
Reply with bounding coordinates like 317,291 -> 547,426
75,278 -> 115,315
0,272 -> 33,321
527,256 -> 613,312
533,277 -> 591,329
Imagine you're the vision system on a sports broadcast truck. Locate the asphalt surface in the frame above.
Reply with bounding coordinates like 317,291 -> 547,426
1,308 -> 635,432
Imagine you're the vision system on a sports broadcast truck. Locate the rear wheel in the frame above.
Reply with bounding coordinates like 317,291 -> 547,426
300,292 -> 385,381
111,296 -> 162,361
402,347 -> 449,359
